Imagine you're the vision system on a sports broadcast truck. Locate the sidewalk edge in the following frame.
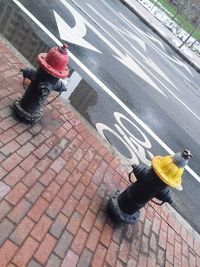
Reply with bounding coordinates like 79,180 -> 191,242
120,0 -> 200,73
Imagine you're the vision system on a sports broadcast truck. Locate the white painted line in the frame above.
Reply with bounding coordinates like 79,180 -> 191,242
83,0 -> 200,121
12,0 -> 200,183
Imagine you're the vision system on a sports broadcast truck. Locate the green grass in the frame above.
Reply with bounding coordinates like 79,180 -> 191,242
149,0 -> 200,40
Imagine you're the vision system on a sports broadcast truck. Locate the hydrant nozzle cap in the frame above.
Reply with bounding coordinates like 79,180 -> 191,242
182,149 -> 193,159
152,150 -> 192,189
60,44 -> 68,54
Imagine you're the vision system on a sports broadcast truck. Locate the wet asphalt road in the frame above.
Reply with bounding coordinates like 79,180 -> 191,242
0,0 -> 200,232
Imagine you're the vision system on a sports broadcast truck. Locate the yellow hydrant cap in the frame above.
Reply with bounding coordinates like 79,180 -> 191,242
152,150 -> 192,189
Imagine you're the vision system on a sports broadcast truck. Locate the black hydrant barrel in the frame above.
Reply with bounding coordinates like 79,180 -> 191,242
117,168 -> 167,214
20,69 -> 59,114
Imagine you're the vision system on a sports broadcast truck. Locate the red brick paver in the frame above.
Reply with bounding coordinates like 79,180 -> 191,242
0,40 -> 199,267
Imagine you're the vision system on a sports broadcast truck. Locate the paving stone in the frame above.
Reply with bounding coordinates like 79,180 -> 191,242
48,146 -> 62,160
42,181 -> 60,202
76,195 -> 90,216
31,214 -> 53,242
91,243 -> 107,267
77,248 -> 93,267
20,154 -> 39,172
86,227 -> 101,252
54,168 -> 70,186
150,232 -> 158,253
105,240 -> 119,266
46,253 -> 62,267
36,156 -> 52,172
61,250 -> 79,267
33,143 -> 50,159
166,242 -> 174,265
54,230 -> 73,258
62,195 -> 78,217
0,199 -> 12,220
50,213 -> 69,238
22,168 -> 41,187
28,197 -> 49,222
8,198 -> 32,224
12,237 -> 39,266
25,182 -> 45,204
81,209 -> 96,232
46,196 -> 64,219
39,169 -> 56,186
0,218 -> 15,245
0,240 -> 18,267
10,216 -> 34,245
5,182 -> 28,205
67,211 -> 83,235
34,233 -> 57,265
72,182 -> 85,200
118,239 -> 131,263
28,259 -> 43,267
1,140 -> 20,156
1,153 -> 23,172
50,157 -> 66,174
3,166 -> 25,187
100,224 -> 113,248
0,128 -> 18,144
30,133 -> 46,147
17,142 -> 35,158
71,228 -> 88,255
0,181 -> 10,198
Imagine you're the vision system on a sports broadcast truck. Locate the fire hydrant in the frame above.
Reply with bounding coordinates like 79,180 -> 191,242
107,149 -> 192,224
13,44 -> 69,122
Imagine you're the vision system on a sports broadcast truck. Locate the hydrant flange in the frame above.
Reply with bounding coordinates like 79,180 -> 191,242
108,190 -> 140,224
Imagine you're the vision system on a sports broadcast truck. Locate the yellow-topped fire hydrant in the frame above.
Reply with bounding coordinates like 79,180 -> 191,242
107,149 -> 192,224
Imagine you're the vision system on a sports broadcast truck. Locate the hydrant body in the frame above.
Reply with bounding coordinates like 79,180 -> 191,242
107,150 -> 192,224
13,44 -> 69,123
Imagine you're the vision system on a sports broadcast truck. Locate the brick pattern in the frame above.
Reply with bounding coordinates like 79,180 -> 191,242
0,41 -> 199,267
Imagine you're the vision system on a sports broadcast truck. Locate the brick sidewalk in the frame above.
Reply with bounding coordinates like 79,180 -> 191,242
0,40 -> 200,267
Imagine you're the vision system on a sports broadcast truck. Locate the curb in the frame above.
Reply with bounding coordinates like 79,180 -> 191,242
120,0 -> 200,73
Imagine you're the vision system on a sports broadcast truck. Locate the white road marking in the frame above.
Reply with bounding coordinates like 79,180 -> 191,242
12,0 -> 200,183
118,11 -> 195,78
59,0 -> 166,96
53,9 -> 101,53
71,0 -> 200,120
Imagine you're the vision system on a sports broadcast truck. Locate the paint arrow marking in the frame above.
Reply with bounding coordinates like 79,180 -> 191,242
54,10 -> 101,53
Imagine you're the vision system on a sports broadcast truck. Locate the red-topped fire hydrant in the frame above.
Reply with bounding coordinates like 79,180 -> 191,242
13,44 -> 69,122
107,150 -> 192,224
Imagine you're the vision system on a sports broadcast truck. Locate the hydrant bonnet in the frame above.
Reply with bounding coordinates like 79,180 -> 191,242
152,149 -> 192,189
37,44 -> 69,79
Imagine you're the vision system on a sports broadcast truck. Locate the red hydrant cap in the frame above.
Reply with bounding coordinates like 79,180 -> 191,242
37,44 -> 69,79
